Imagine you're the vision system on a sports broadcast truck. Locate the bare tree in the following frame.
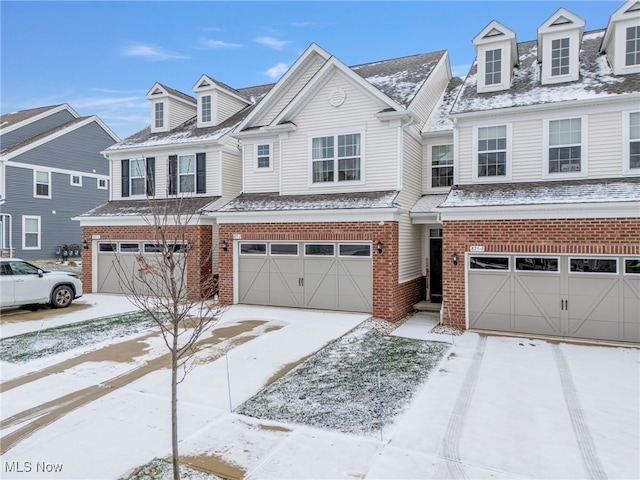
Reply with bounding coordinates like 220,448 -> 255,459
110,196 -> 224,480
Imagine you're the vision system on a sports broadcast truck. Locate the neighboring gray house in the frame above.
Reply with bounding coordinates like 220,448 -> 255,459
0,104 -> 119,260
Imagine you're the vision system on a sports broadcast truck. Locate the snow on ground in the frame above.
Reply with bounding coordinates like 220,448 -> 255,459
1,304 -> 638,480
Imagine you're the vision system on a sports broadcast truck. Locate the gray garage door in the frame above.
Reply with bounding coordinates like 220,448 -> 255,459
97,241 -> 186,296
238,242 -> 372,313
468,255 -> 640,342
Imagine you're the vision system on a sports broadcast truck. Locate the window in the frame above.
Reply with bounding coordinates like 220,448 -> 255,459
339,244 -> 371,257
629,112 -> 640,170
130,159 -> 146,195
477,126 -> 507,177
71,175 -> 82,186
154,102 -> 164,128
201,95 -> 212,123
98,178 -> 108,190
485,49 -> 502,85
548,118 -> 582,173
570,258 -> 617,274
22,216 -> 40,250
240,243 -> 267,255
179,155 -> 195,193
470,256 -> 509,270
551,37 -> 570,76
270,243 -> 298,255
626,26 -> 640,66
34,170 -> 50,198
515,257 -> 559,272
431,144 -> 454,188
119,243 -> 140,253
311,133 -> 361,183
99,243 -> 117,252
256,144 -> 271,169
305,244 -> 335,256
625,258 -> 640,274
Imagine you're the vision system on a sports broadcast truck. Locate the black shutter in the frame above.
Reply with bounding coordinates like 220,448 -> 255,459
196,152 -> 206,194
121,159 -> 130,197
168,155 -> 177,195
146,157 -> 155,196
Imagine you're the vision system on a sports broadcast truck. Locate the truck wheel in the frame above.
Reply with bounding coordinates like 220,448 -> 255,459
51,285 -> 73,308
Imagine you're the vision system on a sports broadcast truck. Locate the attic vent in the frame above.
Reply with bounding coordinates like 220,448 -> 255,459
151,88 -> 163,95
483,28 -> 505,38
550,15 -> 573,26
199,81 -> 211,88
626,1 -> 640,12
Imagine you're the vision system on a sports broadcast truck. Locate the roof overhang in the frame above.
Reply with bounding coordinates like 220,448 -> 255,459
73,214 -> 216,227
212,207 -> 402,224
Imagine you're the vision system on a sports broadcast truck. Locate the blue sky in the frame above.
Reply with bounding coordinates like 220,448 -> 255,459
1,1 -> 620,139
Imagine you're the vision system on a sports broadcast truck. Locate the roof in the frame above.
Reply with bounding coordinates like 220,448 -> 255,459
78,196 -> 221,217
411,194 -> 449,213
1,116 -> 91,155
158,83 -> 196,104
0,105 -> 65,131
451,30 -> 640,115
352,50 -> 447,108
217,191 -> 399,212
423,77 -> 464,133
437,177 -> 640,208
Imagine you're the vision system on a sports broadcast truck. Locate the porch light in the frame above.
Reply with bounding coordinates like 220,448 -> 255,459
452,252 -> 458,266
221,240 -> 228,251
83,240 -> 89,250
376,241 -> 383,255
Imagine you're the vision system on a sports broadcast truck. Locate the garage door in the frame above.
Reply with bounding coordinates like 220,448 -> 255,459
238,242 -> 372,313
468,255 -> 640,342
97,241 -> 186,296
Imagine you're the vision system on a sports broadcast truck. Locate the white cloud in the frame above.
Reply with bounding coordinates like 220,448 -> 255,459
199,38 -> 242,49
122,43 -> 189,61
265,62 -> 289,79
255,36 -> 290,50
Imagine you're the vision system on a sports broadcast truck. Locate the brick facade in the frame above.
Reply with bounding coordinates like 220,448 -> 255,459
442,217 -> 640,329
81,225 -> 213,298
218,221 -> 424,322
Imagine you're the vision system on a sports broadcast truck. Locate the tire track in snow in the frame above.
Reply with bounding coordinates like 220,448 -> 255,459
552,343 -> 607,480
436,335 -> 487,479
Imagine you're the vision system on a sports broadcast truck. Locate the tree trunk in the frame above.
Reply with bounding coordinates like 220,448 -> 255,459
172,330 -> 180,480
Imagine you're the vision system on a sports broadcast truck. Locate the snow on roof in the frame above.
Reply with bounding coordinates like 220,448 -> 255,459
411,194 -> 449,213
437,177 -> 640,208
352,50 -> 447,108
423,77 -> 464,134
217,191 -> 399,212
78,196 -> 221,217
451,30 -> 639,115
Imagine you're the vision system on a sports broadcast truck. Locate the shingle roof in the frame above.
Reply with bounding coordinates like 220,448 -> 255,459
1,116 -> 92,156
217,191 -> 399,212
411,194 -> 449,213
158,83 -> 196,104
0,105 -> 63,130
437,177 -> 640,208
451,30 -> 640,115
352,50 -> 447,108
78,196 -> 221,217
423,77 -> 465,133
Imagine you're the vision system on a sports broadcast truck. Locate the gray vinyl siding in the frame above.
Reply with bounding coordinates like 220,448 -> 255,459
9,121 -> 113,174
3,166 -> 108,259
1,110 -> 76,151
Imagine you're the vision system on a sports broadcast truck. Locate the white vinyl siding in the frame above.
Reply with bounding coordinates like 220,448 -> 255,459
243,140 -> 280,193
216,91 -> 248,124
280,72 -> 397,195
398,213 -> 422,282
220,149 -> 242,202
511,119 -> 543,181
397,129 -> 423,209
590,111 -> 623,177
407,55 -> 451,126
169,98 -> 197,130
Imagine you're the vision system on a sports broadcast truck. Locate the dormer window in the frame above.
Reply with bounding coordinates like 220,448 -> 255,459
599,1 -> 640,75
201,95 -> 212,123
551,38 -> 570,76
472,21 -> 518,93
537,8 -> 584,84
154,103 -> 164,129
485,49 -> 502,85
626,26 -> 640,66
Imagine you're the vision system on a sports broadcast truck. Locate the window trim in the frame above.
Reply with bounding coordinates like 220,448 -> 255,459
550,37 -> 571,78
568,257 -> 618,275
22,215 -> 41,250
255,143 -> 273,171
70,174 -> 82,187
269,243 -> 299,256
98,178 -> 108,190
623,110 -> 640,175
476,45 -> 510,93
514,256 -> 560,274
33,170 -> 52,198
308,128 -> 365,187
239,242 -> 267,255
428,143 -> 454,191
484,48 -> 502,86
129,158 -> 146,196
201,94 -> 212,124
154,101 -> 165,129
469,255 -> 510,271
625,25 -> 640,67
472,123 -> 512,182
304,243 -> 336,257
623,257 -> 640,275
178,154 -> 196,194
338,243 -> 372,258
543,116 -> 588,179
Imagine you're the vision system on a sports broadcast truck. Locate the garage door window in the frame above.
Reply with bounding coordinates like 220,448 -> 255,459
240,243 -> 267,255
305,244 -> 335,256
99,243 -> 117,252
570,258 -> 617,274
515,257 -> 558,272
339,244 -> 371,257
470,256 -> 509,270
120,243 -> 140,253
270,243 -> 298,256
624,258 -> 640,274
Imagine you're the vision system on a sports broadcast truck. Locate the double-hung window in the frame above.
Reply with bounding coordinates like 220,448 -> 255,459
551,37 -> 570,76
154,102 -> 164,129
485,49 -> 502,85
130,159 -> 146,195
22,215 -> 40,249
201,95 -> 212,123
256,144 -> 271,169
431,144 -> 454,188
548,118 -> 582,174
311,133 -> 361,183
179,154 -> 195,193
34,170 -> 51,198
626,26 -> 640,67
629,112 -> 640,171
477,126 -> 507,178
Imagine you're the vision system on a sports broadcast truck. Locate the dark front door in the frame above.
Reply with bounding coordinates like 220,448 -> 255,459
429,238 -> 443,301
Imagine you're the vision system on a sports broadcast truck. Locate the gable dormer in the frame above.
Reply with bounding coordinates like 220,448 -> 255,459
472,21 -> 518,94
537,8 -> 585,84
193,75 -> 251,128
600,0 -> 640,75
145,83 -> 196,133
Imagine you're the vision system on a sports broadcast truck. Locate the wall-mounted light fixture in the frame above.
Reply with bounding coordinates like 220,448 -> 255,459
221,240 -> 228,252
376,241 -> 383,255
452,252 -> 458,266
83,240 -> 89,250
